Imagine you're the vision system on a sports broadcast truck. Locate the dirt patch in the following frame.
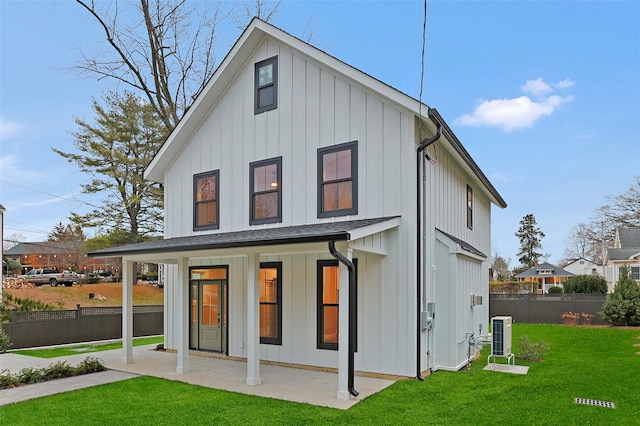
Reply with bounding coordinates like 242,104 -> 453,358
3,282 -> 164,310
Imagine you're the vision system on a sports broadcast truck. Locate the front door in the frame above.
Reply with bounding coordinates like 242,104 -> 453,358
190,267 -> 228,353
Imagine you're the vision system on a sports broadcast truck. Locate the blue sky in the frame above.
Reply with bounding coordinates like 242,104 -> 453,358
1,1 -> 639,268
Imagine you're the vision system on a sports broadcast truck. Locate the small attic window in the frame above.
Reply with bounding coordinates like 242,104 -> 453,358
255,56 -> 278,114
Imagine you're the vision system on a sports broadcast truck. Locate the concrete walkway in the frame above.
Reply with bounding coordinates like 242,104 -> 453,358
0,344 -> 395,409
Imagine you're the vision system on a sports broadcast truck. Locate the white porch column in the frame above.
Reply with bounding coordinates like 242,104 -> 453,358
176,257 -> 190,373
337,248 -> 352,400
246,252 -> 261,386
122,259 -> 134,364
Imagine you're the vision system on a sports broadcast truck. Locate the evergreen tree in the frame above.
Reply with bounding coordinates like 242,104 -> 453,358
515,214 -> 546,268
53,91 -> 167,243
601,265 -> 640,326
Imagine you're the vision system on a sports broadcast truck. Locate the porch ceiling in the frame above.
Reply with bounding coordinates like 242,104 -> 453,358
89,216 -> 400,262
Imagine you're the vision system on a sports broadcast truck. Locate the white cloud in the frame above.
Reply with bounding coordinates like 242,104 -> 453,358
0,116 -> 24,141
522,78 -> 552,97
554,78 -> 575,90
456,78 -> 575,132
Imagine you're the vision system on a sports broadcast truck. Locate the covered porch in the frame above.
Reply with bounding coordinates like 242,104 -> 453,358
89,217 -> 400,402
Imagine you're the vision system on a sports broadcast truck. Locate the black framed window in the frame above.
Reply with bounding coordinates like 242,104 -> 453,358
260,262 -> 282,345
467,184 -> 473,230
255,56 -> 278,114
250,157 -> 282,224
316,259 -> 357,350
194,170 -> 219,230
317,141 -> 358,218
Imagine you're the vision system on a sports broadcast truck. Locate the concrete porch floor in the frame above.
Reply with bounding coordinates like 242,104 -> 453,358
0,344 -> 396,410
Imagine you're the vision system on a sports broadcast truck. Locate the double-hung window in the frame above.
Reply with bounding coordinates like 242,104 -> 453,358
316,259 -> 357,350
255,56 -> 278,114
260,262 -> 282,345
466,184 -> 473,230
194,170 -> 219,230
250,157 -> 282,224
317,141 -> 358,218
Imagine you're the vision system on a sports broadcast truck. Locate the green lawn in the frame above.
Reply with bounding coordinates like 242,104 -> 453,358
10,336 -> 163,358
3,324 -> 639,425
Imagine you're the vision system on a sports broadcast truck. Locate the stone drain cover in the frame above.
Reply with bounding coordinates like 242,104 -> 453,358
574,398 -> 615,409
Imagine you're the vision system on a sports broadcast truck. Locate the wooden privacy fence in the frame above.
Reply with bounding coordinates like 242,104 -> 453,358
2,305 -> 163,349
489,293 -> 608,325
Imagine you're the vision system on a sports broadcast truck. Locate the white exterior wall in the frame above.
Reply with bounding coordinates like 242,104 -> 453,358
163,39 -> 415,237
160,36 -> 494,376
160,38 -> 421,376
424,145 -> 491,370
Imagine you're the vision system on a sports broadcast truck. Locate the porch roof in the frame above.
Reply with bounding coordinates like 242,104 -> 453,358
89,216 -> 400,259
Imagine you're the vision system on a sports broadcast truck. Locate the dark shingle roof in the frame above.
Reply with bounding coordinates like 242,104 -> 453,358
516,262 -> 574,278
4,241 -> 78,256
90,216 -> 399,258
436,229 -> 486,258
607,248 -> 640,261
618,228 -> 640,248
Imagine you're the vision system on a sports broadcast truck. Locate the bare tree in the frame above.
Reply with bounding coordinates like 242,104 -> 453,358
491,249 -> 511,282
3,233 -> 25,252
562,222 -> 602,264
75,0 -> 280,130
47,222 -> 87,271
232,0 -> 281,30
593,176 -> 640,230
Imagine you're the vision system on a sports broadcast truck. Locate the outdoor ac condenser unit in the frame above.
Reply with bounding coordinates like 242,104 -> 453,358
491,316 -> 512,357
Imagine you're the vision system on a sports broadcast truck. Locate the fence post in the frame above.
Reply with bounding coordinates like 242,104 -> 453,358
77,304 -> 82,343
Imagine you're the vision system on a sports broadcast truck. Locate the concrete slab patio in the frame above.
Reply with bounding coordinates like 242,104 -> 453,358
0,344 -> 395,409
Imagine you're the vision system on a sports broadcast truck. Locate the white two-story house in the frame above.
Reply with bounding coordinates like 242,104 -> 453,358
91,18 -> 507,400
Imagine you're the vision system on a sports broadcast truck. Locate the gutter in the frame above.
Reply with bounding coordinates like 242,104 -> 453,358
328,240 -> 359,397
415,108 -> 442,380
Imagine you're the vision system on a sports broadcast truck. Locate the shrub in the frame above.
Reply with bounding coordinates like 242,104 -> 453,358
601,265 -> 640,326
0,328 -> 12,353
43,361 -> 74,380
0,369 -> 19,389
18,367 -> 45,385
74,356 -> 106,375
517,335 -> 549,361
0,357 -> 106,390
562,275 -> 608,294
548,286 -> 563,294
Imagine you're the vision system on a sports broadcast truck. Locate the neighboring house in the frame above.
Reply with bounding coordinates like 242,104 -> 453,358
4,241 -> 92,274
516,262 -> 574,293
90,19 -> 506,400
604,227 -> 640,292
563,258 -> 603,278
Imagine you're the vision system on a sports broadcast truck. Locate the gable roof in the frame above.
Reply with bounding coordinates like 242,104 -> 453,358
4,241 -> 80,256
516,262 -> 574,278
90,216 -> 400,258
144,18 -> 506,209
607,248 -> 640,262
564,257 -> 600,268
617,227 -> 640,248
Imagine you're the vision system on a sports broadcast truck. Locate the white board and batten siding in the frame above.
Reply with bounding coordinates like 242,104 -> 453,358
425,145 -> 492,370
161,37 -> 422,376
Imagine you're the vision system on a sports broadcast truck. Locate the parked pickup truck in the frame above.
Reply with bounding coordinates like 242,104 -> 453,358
19,268 -> 78,287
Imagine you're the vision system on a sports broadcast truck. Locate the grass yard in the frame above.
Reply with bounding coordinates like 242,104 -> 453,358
10,336 -> 164,358
3,324 -> 639,425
